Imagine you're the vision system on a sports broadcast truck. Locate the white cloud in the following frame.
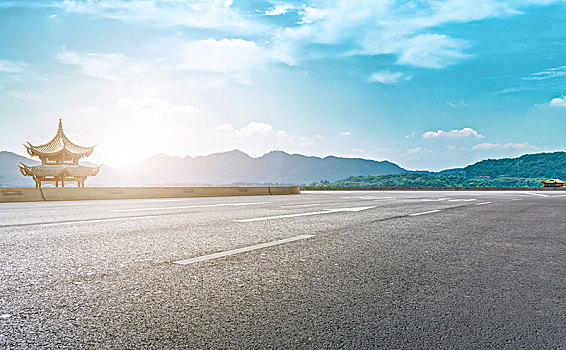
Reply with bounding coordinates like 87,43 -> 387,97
549,95 -> 566,107
0,59 -> 27,73
369,71 -> 411,84
177,38 -> 289,82
525,66 -> 566,80
7,90 -> 45,102
214,122 -> 234,132
395,34 -> 470,68
56,50 -> 141,81
422,127 -> 484,139
339,131 -> 351,136
57,38 -> 291,85
265,3 -> 295,16
45,0 -> 563,89
471,142 -> 538,151
406,147 -> 426,155
403,147 -> 434,159
57,0 -> 266,34
213,122 -> 319,149
77,106 -> 102,114
116,97 -> 200,115
7,0 -> 563,75
215,121 -> 275,138
495,86 -> 537,95
232,121 -> 274,138
275,0 -> 530,69
298,6 -> 330,24
446,99 -> 470,107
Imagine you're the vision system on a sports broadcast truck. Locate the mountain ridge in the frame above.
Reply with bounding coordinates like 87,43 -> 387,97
0,149 -> 405,187
1,149 -> 565,187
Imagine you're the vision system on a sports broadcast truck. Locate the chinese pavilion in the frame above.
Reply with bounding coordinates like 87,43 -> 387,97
19,119 -> 101,188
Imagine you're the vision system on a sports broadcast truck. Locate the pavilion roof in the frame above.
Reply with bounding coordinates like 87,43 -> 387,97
25,119 -> 95,158
19,164 -> 101,177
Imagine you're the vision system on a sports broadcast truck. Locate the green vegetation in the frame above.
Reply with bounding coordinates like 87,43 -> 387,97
308,173 -> 543,188
463,151 -> 566,179
308,151 -> 566,187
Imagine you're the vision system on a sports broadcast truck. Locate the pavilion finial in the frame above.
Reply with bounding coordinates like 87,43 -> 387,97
58,118 -> 63,131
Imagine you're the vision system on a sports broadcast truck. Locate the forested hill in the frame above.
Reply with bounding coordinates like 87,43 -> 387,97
463,151 -> 566,179
309,174 -> 543,188
309,152 -> 566,188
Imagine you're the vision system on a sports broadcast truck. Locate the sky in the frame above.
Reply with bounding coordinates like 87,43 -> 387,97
1,0 -> 566,170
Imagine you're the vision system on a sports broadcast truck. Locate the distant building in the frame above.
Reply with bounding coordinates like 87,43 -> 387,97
19,119 -> 100,188
540,179 -> 565,187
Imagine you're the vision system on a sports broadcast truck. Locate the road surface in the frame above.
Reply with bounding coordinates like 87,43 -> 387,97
1,191 -> 565,349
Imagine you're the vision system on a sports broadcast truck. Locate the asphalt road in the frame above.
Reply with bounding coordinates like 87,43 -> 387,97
1,190 -> 565,349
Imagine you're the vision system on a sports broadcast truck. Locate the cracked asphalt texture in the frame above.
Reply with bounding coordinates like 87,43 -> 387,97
1,190 -> 565,349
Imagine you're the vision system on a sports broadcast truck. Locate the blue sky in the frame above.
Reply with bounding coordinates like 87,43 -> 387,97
1,0 -> 566,170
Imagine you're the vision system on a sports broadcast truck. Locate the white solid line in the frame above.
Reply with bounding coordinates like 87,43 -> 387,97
409,209 -> 441,216
235,206 -> 376,223
114,202 -> 268,212
173,235 -> 315,265
523,192 -> 549,197
38,215 -> 160,227
475,202 -> 492,206
448,199 -> 477,202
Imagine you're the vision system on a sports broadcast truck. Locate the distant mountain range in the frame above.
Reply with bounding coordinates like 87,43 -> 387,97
1,150 -> 564,187
0,151 -> 40,187
0,150 -> 405,187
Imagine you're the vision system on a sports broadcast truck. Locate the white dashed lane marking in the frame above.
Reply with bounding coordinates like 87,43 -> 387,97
524,192 -> 549,197
173,235 -> 315,265
235,206 -> 376,223
409,209 -> 442,216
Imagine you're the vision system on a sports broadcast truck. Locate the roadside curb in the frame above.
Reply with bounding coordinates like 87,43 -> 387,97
0,186 -> 300,203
